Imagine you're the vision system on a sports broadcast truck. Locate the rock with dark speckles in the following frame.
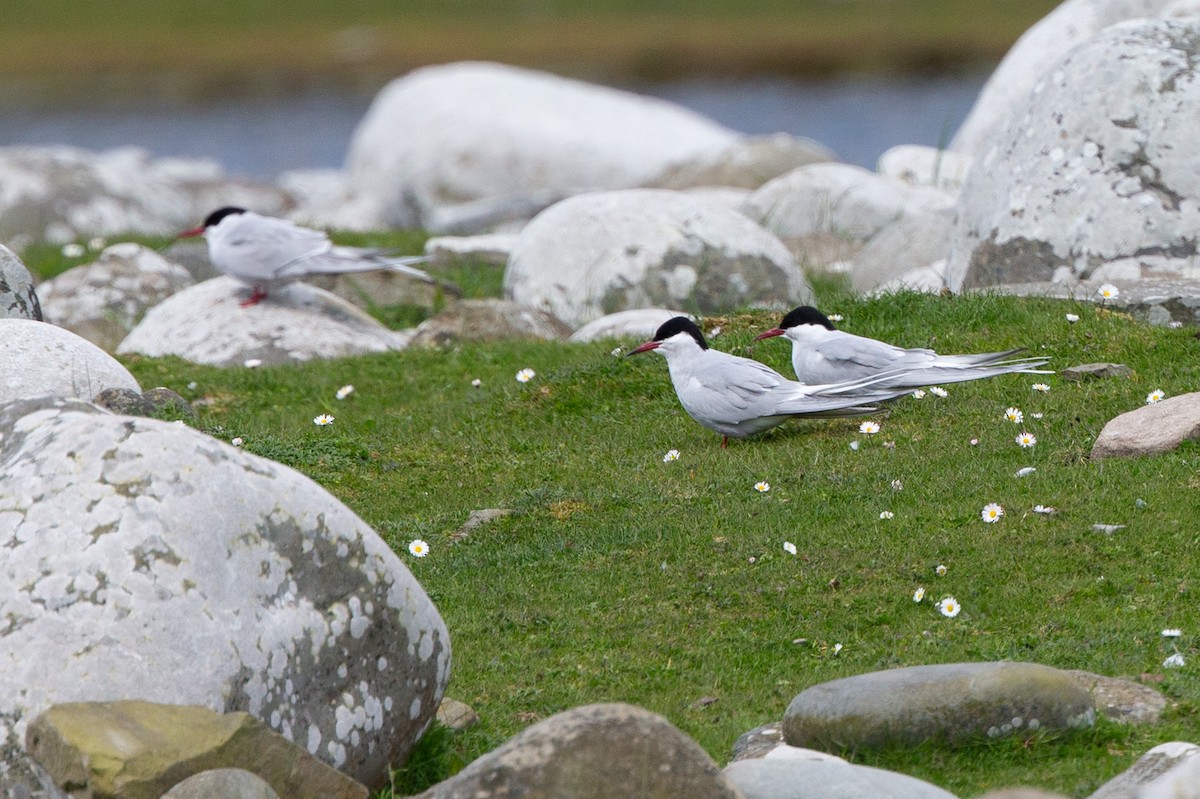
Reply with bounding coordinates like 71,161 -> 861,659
0,244 -> 41,320
0,397 -> 450,793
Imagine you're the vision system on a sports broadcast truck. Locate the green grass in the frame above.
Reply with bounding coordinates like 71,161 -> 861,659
86,266 -> 1200,798
3,1 -> 1061,89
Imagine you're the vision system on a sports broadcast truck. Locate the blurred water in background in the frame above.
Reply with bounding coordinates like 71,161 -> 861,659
0,72 -> 986,180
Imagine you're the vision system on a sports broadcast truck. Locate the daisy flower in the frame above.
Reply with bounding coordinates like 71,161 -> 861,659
336,384 -> 355,400
1015,467 -> 1037,478
849,440 -> 860,451
858,420 -> 880,435
832,643 -> 843,655
936,564 -> 947,576
610,347 -> 623,357
890,479 -> 903,491
515,368 -> 536,383
911,389 -> 926,399
313,414 -> 335,426
1004,407 -> 1024,424
1146,389 -> 1166,405
243,358 -> 263,369
662,449 -> 680,463
1032,383 -> 1050,393
969,438 -> 979,446
783,541 -> 797,555
827,314 -> 844,323
1066,313 -> 1080,323
1162,629 -> 1183,638
937,596 -> 961,618
879,511 -> 895,520
471,378 -> 482,388
1031,412 -> 1044,419
1164,653 -> 1186,668
231,437 -> 244,447
1097,283 -> 1119,301
1015,431 -> 1037,448
88,236 -> 107,251
408,539 -> 429,558
1032,504 -> 1057,514
754,481 -> 770,493
929,386 -> 948,398
981,503 -> 1004,523
913,587 -> 925,602
61,243 -> 85,258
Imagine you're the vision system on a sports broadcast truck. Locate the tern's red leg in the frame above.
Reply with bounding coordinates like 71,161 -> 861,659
239,286 -> 268,307
721,435 -> 729,449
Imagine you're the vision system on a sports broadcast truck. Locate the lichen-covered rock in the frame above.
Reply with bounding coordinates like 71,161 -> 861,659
947,19 -> 1200,291
0,397 -> 450,791
26,701 -> 365,799
408,298 -> 571,348
648,133 -> 834,190
163,769 -> 280,799
408,703 -> 740,799
849,208 -> 955,294
0,244 -> 41,320
346,62 -> 738,230
117,277 -> 410,367
0,318 -> 141,403
951,0 -> 1180,156
876,145 -> 973,195
0,145 -> 288,250
1089,741 -> 1200,799
783,662 -> 1095,750
38,243 -> 194,351
505,189 -> 810,328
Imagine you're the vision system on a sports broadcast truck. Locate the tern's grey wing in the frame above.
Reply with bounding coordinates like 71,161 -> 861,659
219,215 -> 332,281
812,332 -> 936,373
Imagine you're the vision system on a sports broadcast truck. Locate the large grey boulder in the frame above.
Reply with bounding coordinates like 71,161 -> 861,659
740,163 -> 955,269
117,277 -> 410,367
997,278 -> 1200,327
37,243 -> 195,352
723,757 -> 956,799
569,308 -> 693,343
947,18 -> 1200,292
783,662 -> 1095,750
0,318 -> 141,403
849,208 -> 955,294
345,62 -> 739,231
951,0 -> 1182,156
0,145 -> 287,250
876,145 -> 973,195
505,189 -> 810,329
0,397 -> 450,791
1091,392 -> 1200,458
407,703 -> 741,799
0,244 -> 41,320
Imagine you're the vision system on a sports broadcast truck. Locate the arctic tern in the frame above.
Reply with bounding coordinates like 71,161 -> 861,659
628,316 -> 911,447
754,306 -> 1050,388
180,207 -> 435,307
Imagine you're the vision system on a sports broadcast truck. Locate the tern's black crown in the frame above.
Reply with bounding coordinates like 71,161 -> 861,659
653,317 -> 708,350
779,306 -> 836,331
202,206 -> 248,229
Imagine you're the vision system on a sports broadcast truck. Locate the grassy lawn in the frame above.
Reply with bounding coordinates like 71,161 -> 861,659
4,1 -> 1061,88
25,229 -> 1195,798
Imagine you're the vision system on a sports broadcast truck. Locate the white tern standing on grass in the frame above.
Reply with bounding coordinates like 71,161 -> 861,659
180,207 -> 435,307
627,316 -> 913,448
754,306 -> 1051,388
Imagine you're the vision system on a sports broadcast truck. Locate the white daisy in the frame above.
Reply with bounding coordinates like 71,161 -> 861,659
879,511 -> 895,520
754,481 -> 770,493
981,503 -> 1004,523
1032,383 -> 1050,393
827,314 -> 844,323
1097,283 -> 1119,301
858,420 -> 880,435
832,643 -> 843,655
1015,431 -> 1037,448
1032,504 -> 1057,514
471,378 -> 482,388
662,449 -> 680,463
929,386 -> 948,397
935,564 -> 947,576
937,596 -> 961,618
610,346 -> 623,357
1146,389 -> 1166,405
408,539 -> 429,558
1004,407 -> 1024,424
783,541 -> 797,555
243,358 -> 263,369
1015,467 -> 1037,478
911,389 -> 926,399
1164,653 -> 1186,668
231,437 -> 244,447
891,479 -> 903,491
313,414 -> 335,426
1066,313 -> 1080,323
61,243 -> 85,258
849,440 -> 860,451
1162,628 -> 1183,638
516,368 -> 536,383
336,384 -> 355,400
913,586 -> 925,602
